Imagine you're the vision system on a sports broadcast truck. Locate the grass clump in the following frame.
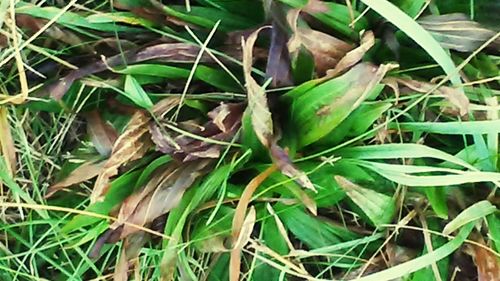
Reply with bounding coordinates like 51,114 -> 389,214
0,0 -> 499,280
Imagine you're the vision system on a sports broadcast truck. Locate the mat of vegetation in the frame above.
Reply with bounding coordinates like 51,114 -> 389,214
0,0 -> 499,280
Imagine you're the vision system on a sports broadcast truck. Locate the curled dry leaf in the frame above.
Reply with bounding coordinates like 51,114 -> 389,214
326,30 -> 375,78
150,102 -> 245,162
383,77 -> 469,116
418,13 -> 500,53
270,143 -> 316,192
287,9 -> 354,76
85,111 -> 118,157
243,27 -> 274,148
0,107 -> 16,176
91,98 -> 179,203
46,160 -> 105,198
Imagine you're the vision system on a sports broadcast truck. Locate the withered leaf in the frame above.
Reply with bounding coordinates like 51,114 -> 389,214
0,107 -> 16,176
270,143 -> 316,193
287,9 -> 353,76
108,159 -> 211,241
384,77 -> 469,116
48,43 -> 212,100
243,27 -> 274,148
266,21 -> 293,88
85,111 -> 118,157
326,31 -> 375,78
419,13 -> 500,53
91,98 -> 179,203
471,243 -> 500,281
302,0 -> 329,14
46,160 -> 105,198
113,232 -> 150,281
150,102 -> 244,162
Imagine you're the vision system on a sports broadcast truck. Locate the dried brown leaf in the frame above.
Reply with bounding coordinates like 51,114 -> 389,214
232,206 -> 256,250
270,143 -> 316,193
46,160 -> 105,198
109,159 -> 211,240
47,43 -> 210,100
243,27 -> 274,148
419,13 -> 500,53
113,232 -> 150,281
287,9 -> 353,75
386,78 -> 469,116
326,31 -> 375,77
0,107 -> 16,176
91,98 -> 179,203
91,110 -> 152,203
468,239 -> 500,281
85,111 -> 118,157
150,102 -> 244,162
266,21 -> 292,88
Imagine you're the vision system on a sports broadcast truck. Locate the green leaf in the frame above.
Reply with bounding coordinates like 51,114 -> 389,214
356,223 -> 474,281
135,155 -> 171,188
424,187 -> 448,219
443,200 -> 496,235
392,119 -> 500,135
123,75 -> 154,109
289,63 -> 393,147
338,143 -> 476,170
118,64 -> 241,92
319,101 -> 391,145
335,176 -> 395,227
351,160 -> 500,186
486,214 -> 500,252
16,2 -> 142,33
276,204 -> 358,251
360,0 -> 463,90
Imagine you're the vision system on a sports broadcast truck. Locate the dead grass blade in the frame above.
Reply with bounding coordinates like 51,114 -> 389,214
0,107 -> 16,176
46,160 -> 105,198
230,165 -> 277,281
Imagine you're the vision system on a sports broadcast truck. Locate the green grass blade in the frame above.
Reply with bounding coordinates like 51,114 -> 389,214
360,0 -> 463,90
